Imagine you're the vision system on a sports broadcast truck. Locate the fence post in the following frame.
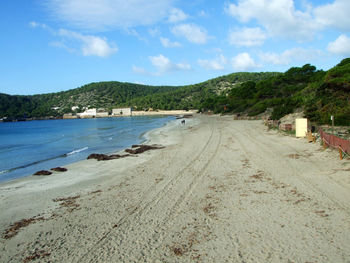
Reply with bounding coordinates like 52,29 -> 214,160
338,147 -> 343,160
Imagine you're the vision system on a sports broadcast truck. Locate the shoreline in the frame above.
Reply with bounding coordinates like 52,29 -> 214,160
0,116 -> 195,231
1,110 -> 197,122
0,115 -> 181,184
1,115 -> 350,262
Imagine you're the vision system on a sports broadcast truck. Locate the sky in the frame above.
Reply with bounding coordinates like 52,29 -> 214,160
1,0 -> 350,95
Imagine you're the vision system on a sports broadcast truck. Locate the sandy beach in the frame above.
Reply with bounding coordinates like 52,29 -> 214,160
1,115 -> 350,262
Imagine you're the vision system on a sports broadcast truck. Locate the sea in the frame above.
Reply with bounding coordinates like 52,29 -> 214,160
0,116 -> 175,183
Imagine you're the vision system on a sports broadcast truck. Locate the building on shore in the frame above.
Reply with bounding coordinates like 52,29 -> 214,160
63,113 -> 78,119
77,108 -> 97,118
75,108 -> 109,118
96,112 -> 109,117
112,108 -> 132,116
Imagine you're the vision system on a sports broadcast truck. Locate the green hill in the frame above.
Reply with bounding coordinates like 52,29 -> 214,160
1,58 -> 349,125
0,72 -> 278,118
206,58 -> 350,125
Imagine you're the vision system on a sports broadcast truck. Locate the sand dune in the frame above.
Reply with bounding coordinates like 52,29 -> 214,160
1,115 -> 350,262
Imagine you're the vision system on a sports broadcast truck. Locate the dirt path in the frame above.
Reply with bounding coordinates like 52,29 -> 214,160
1,116 -> 350,262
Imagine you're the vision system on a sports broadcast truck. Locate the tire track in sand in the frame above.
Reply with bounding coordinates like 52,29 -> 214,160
78,117 -> 220,262
147,121 -> 223,258
231,121 -> 350,216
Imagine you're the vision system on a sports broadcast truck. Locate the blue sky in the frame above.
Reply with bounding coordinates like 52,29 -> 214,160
1,0 -> 350,95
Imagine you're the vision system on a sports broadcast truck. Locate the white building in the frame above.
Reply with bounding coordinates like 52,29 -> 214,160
71,106 -> 79,111
96,112 -> 109,118
112,108 -> 132,116
78,108 -> 97,118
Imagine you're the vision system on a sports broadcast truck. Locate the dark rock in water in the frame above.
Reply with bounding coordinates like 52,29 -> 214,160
33,170 -> 52,176
87,153 -> 130,161
125,144 -> 164,154
51,167 -> 68,172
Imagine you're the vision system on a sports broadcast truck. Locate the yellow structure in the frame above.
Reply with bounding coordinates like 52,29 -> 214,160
295,118 -> 308,137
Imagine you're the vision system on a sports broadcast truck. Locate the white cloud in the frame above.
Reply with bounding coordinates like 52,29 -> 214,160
29,21 -> 50,30
198,10 -> 207,17
198,55 -> 228,70
168,8 -> 188,23
49,41 -> 75,53
44,0 -> 173,30
327,35 -> 350,56
314,0 -> 350,31
225,0 -> 319,41
231,53 -> 259,71
149,54 -> 191,74
259,48 -> 323,65
171,23 -> 209,44
58,29 -> 118,57
207,48 -> 223,53
132,65 -> 148,75
148,28 -> 160,37
228,27 -> 267,47
30,20 -> 117,57
160,37 -> 182,48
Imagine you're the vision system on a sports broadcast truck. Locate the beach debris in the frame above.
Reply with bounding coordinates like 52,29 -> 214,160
87,153 -> 112,161
23,249 -> 51,263
253,190 -> 268,194
287,153 -> 301,159
155,178 -> 163,183
109,154 -> 130,159
249,170 -> 265,181
87,153 -> 130,161
33,170 -> 52,176
125,144 -> 164,154
173,246 -> 184,256
89,189 -> 102,194
51,167 -> 67,172
315,210 -> 329,217
87,145 -> 163,160
53,195 -> 80,212
2,216 -> 44,239
170,232 -> 200,258
203,203 -> 215,214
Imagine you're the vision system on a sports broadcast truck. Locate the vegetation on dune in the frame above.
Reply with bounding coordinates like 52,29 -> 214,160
0,58 -> 349,125
204,59 -> 350,126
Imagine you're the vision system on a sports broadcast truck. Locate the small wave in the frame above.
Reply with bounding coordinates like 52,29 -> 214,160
1,153 -> 66,174
97,127 -> 114,131
65,147 -> 88,156
0,169 -> 10,175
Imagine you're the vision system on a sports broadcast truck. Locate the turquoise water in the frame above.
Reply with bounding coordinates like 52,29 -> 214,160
0,116 -> 174,183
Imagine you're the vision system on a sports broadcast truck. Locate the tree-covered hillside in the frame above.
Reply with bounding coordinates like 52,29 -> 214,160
1,58 -> 349,125
205,58 -> 350,125
0,72 -> 278,118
